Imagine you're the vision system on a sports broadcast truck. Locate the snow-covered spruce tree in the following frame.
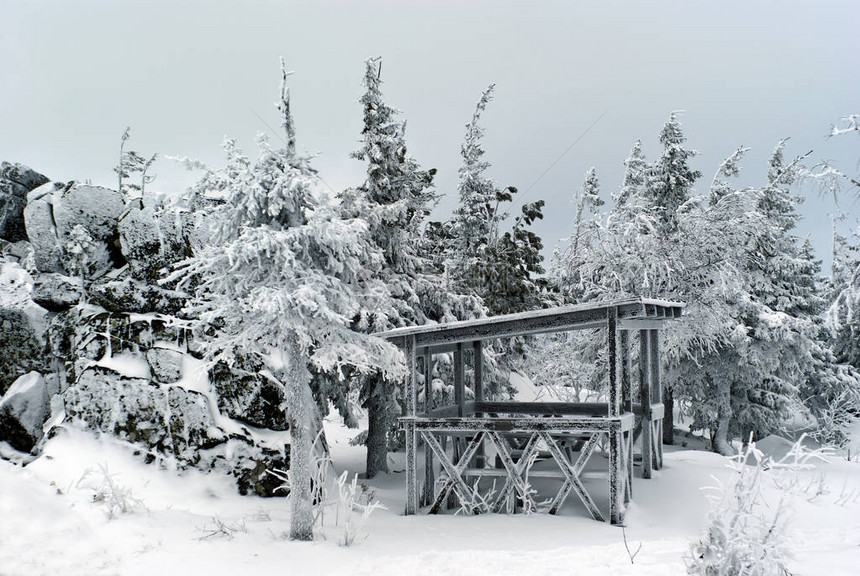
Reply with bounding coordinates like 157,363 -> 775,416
614,140 -> 647,210
341,58 -> 482,478
169,62 -> 404,540
557,131 -> 768,452
824,115 -> 860,371
644,112 -> 702,443
449,84 -> 548,317
553,167 -> 605,300
446,85 -> 550,389
449,84 -> 500,278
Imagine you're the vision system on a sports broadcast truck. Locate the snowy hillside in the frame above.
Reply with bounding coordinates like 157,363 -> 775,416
2,416 -> 859,576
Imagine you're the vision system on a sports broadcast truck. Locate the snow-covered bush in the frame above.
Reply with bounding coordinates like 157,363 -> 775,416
76,462 -> 146,519
334,471 -> 385,547
686,438 -> 825,575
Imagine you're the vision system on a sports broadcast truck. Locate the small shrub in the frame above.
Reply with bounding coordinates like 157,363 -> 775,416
76,462 -> 146,519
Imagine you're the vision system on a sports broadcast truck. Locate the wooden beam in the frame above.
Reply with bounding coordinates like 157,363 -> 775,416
429,402 -> 477,418
476,401 -> 609,417
401,413 -> 635,434
404,335 -> 418,515
453,343 -> 465,417
607,306 -> 620,417
639,329 -> 653,479
422,347 -> 432,416
375,298 -> 684,350
621,330 -> 632,414
473,341 -> 484,403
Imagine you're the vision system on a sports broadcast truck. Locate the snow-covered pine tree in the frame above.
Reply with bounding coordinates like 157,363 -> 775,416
446,86 -> 550,389
644,113 -> 702,443
169,61 -> 404,540
614,140 -> 647,210
342,58 -> 482,478
450,84 -> 500,277
645,112 -> 702,234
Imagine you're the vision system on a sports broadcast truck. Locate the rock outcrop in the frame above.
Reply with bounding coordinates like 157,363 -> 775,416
0,163 -> 49,243
0,372 -> 51,453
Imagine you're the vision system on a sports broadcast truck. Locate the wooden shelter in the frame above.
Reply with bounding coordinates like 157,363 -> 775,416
375,297 -> 683,525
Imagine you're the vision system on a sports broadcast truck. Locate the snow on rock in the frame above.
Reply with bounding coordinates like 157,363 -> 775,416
52,184 -> 125,249
64,366 -> 209,459
88,277 -> 185,315
146,347 -> 183,383
0,161 -> 50,191
0,306 -> 45,395
210,360 -> 288,431
0,181 -> 28,242
0,371 -> 51,452
0,162 -> 49,243
31,271 -> 83,311
118,203 -> 187,283
63,364 -> 288,496
23,181 -> 65,272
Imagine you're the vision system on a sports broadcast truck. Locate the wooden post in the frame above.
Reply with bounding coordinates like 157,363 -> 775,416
405,336 -> 418,515
423,348 -> 432,415
607,307 -> 620,417
620,330 -> 632,414
473,340 -> 485,467
422,347 -> 434,506
639,329 -> 653,479
473,340 -> 484,405
650,329 -> 665,466
607,307 -> 623,524
453,343 -> 465,417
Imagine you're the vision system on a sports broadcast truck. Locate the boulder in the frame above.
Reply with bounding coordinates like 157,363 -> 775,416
201,439 -> 291,497
0,162 -> 49,191
0,372 -> 51,452
23,182 -> 65,272
0,308 -> 45,396
53,184 -> 125,246
118,203 -> 187,282
64,367 -> 222,463
88,277 -> 186,315
146,347 -> 183,383
0,182 -> 28,242
210,361 -> 287,431
31,272 -> 83,311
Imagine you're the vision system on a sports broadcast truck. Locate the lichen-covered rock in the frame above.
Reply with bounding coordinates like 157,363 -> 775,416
31,272 -> 83,311
53,184 -> 125,246
87,277 -> 186,316
0,371 -> 51,452
52,184 -> 126,272
146,347 -> 183,383
24,182 -> 65,272
0,185 -> 28,242
118,204 -> 188,283
201,439 -> 290,497
0,308 -> 45,395
0,162 -> 50,191
63,367 -> 222,462
210,361 -> 287,431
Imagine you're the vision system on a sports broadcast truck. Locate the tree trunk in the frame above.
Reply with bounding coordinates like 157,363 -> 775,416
713,378 -> 735,456
285,338 -> 315,541
662,384 -> 674,445
365,381 -> 389,478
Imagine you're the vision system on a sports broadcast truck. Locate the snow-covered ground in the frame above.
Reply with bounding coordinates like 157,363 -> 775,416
2,417 -> 859,576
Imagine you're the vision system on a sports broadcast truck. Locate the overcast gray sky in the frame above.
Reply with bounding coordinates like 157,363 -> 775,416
2,0 -> 858,269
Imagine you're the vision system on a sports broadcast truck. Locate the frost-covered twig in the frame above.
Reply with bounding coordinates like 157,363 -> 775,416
197,516 -> 247,541
334,471 -> 386,546
76,462 -> 146,519
686,436 -> 828,576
